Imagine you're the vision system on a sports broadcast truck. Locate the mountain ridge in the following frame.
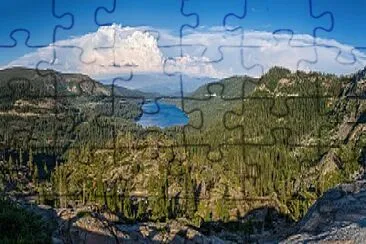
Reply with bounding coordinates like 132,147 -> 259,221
1,66 -> 366,243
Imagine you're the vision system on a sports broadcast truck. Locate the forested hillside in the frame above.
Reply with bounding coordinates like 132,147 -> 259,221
1,66 -> 366,242
181,67 -> 363,222
0,67 -> 148,151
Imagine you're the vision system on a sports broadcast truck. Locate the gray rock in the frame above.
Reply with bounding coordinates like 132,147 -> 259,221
51,237 -> 64,244
283,179 -> 366,243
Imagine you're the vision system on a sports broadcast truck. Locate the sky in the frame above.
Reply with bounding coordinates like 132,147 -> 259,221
1,0 -> 366,78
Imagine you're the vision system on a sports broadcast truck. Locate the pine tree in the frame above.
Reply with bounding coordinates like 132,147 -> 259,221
19,148 -> 23,166
183,169 -> 196,219
169,197 -> 178,219
38,183 -> 45,205
7,157 -> 15,183
8,156 -> 13,166
123,197 -> 132,219
54,161 -> 66,208
163,169 -> 169,219
33,164 -> 39,186
150,185 -> 166,221
95,176 -> 105,206
28,148 -> 33,174
82,181 -> 86,205
43,161 -> 48,180
137,200 -> 146,221
214,199 -> 229,222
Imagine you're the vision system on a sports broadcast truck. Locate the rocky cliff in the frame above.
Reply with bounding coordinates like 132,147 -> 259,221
283,179 -> 366,243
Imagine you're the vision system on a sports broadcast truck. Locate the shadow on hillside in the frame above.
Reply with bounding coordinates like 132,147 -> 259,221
198,206 -> 295,243
15,200 -> 296,243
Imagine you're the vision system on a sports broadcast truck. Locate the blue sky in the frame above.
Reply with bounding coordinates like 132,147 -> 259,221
1,0 -> 365,77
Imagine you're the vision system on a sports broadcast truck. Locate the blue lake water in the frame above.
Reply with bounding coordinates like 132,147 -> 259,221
137,102 -> 189,128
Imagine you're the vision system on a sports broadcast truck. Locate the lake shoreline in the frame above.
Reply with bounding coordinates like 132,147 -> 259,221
136,101 -> 189,128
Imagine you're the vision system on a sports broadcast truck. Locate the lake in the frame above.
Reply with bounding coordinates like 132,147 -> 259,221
137,102 -> 189,128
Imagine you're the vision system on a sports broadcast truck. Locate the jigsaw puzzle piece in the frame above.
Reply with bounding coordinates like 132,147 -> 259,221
0,108 -> 64,154
52,105 -> 85,150
310,0 -> 366,66
240,144 -> 299,197
84,80 -> 149,152
0,30 -> 57,72
212,46 -> 265,78
281,96 -> 339,148
195,30 -> 316,78
223,0 -> 334,73
183,144 -> 251,195
297,44 -> 365,74
181,82 -> 245,162
224,96 -> 282,147
32,67 -> 118,154
53,1 -> 170,79
53,0 -> 115,40
178,77 -> 259,163
180,0 -> 244,57
177,0 -> 262,76
352,48 -> 366,66
125,94 -> 188,153
122,128 -> 183,163
191,143 -> 310,199
219,144 -> 262,196
224,69 -> 344,148
327,83 -> 366,146
34,39 -> 134,82
271,30 -> 318,73
97,0 -> 191,35
97,0 -> 194,55
272,73 -> 340,148
47,1 -> 130,80
224,0 -> 333,41
0,0 -> 72,48
0,69 -> 61,152
0,117 -> 34,149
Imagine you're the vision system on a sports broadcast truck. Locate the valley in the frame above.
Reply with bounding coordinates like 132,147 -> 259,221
0,66 -> 366,243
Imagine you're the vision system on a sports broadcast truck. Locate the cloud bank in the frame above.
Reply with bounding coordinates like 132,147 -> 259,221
5,24 -> 366,79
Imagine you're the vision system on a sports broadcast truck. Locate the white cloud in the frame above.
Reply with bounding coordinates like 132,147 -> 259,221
5,23 -> 366,79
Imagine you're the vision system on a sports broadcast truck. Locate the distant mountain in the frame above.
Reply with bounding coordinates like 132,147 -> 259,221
99,73 -> 217,96
0,67 -> 158,99
107,85 -> 158,99
0,67 -> 111,101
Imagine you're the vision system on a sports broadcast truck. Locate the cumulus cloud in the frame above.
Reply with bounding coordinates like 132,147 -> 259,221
7,24 -> 165,76
5,24 -> 366,79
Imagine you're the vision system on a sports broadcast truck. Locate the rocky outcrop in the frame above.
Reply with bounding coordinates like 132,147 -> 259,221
282,180 -> 366,243
13,200 -> 227,243
55,212 -> 226,244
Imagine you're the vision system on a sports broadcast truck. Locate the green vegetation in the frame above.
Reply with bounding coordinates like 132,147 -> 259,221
0,66 -> 365,232
0,197 -> 53,243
